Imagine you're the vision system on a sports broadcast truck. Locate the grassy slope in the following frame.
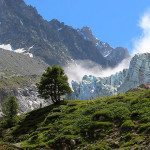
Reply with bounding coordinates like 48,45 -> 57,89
1,88 -> 150,149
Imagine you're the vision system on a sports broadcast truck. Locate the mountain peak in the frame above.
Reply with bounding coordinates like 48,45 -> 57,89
49,19 -> 65,30
80,26 -> 96,42
81,26 -> 92,34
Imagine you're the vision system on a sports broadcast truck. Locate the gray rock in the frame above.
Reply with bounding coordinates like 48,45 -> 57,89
71,69 -> 127,100
71,53 -> 150,100
118,53 -> 150,92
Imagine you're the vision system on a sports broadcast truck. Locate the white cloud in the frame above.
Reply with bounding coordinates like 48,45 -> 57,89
65,58 -> 130,84
132,10 -> 150,54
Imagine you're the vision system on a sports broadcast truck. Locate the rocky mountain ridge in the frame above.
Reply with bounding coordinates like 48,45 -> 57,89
0,0 -> 129,67
71,53 -> 150,100
79,27 -> 129,66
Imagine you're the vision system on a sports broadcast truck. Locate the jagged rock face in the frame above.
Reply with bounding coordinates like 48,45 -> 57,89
79,27 -> 130,67
71,53 -> 150,100
16,85 -> 50,113
118,53 -> 150,92
0,85 -> 50,116
71,70 -> 128,100
105,47 -> 129,67
0,0 -> 128,67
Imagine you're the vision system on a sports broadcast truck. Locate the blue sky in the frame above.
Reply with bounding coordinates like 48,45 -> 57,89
24,0 -> 150,51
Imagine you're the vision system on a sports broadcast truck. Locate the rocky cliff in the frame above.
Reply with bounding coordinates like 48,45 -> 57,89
71,53 -> 150,100
118,53 -> 150,92
71,69 -> 128,100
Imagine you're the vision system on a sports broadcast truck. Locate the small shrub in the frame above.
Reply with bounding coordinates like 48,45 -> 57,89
82,105 -> 100,115
92,109 -> 112,121
81,121 -> 112,139
121,120 -> 135,132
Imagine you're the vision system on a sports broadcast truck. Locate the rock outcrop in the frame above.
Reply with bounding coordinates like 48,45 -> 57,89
0,77 -> 50,116
118,53 -> 150,92
71,53 -> 150,100
16,85 -> 50,113
71,69 -> 128,100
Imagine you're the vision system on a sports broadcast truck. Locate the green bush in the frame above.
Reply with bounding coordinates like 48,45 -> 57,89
79,120 -> 112,139
121,120 -> 135,132
81,105 -> 100,115
48,134 -> 80,149
52,107 -> 61,112
109,102 -> 131,122
92,109 -> 112,121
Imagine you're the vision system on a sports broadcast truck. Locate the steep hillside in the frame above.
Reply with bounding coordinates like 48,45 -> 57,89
0,0 -> 129,67
0,74 -> 50,116
0,48 -> 49,115
0,88 -> 150,149
0,48 -> 47,76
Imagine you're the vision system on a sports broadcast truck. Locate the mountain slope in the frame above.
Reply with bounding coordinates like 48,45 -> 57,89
0,0 -> 129,67
1,88 -> 150,149
0,48 -> 49,115
0,48 -> 47,76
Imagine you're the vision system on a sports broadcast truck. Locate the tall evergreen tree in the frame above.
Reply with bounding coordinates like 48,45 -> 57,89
2,96 -> 18,126
37,66 -> 72,103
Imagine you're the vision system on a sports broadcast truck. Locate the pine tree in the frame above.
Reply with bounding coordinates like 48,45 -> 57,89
37,66 -> 72,103
2,96 -> 18,127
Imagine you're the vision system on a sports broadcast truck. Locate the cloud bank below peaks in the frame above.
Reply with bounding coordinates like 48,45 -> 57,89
65,59 -> 130,84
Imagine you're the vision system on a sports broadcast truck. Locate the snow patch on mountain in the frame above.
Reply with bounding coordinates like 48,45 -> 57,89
0,44 -> 33,58
0,44 -> 12,51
